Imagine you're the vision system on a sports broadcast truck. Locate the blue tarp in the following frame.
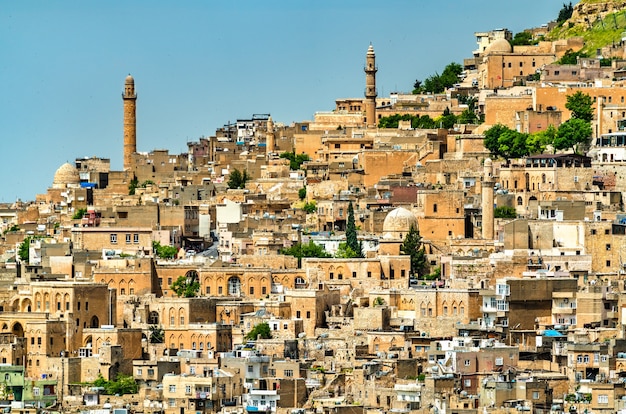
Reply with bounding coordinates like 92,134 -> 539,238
543,329 -> 565,337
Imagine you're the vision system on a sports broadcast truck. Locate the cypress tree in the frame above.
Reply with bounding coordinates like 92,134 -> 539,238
401,224 -> 428,277
346,202 -> 362,257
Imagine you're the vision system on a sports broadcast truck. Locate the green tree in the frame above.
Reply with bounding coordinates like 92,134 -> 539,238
511,31 -> 533,46
227,168 -> 250,189
149,325 -> 164,343
280,152 -> 310,170
303,201 -> 317,214
171,274 -> 200,298
419,62 -> 463,94
557,2 -> 574,24
483,124 -> 531,160
245,322 -> 272,340
18,238 -> 30,261
440,62 -> 463,88
484,124 -> 512,158
527,125 -> 557,154
435,107 -> 457,129
498,128 -> 530,159
457,108 -> 478,124
93,373 -> 138,395
152,241 -> 178,259
412,79 -> 423,94
128,177 -> 139,195
400,225 -> 428,277
298,187 -> 307,200
378,114 -> 437,129
280,240 -> 330,267
72,208 -> 87,220
422,73 -> 445,94
600,58 -> 612,67
565,91 -> 594,122
415,115 -> 437,129
3,224 -> 19,235
345,202 -> 361,257
554,118 -> 592,153
335,242 -> 359,259
494,206 -> 517,219
557,49 -> 586,65
423,266 -> 441,281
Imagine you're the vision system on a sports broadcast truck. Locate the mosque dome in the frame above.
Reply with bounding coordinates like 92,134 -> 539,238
125,74 -> 134,84
382,207 -> 418,239
52,162 -> 80,189
484,39 -> 512,55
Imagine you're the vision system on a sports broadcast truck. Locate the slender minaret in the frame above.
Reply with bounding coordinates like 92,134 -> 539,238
364,44 -> 378,128
266,116 -> 275,157
482,158 -> 495,240
122,74 -> 137,171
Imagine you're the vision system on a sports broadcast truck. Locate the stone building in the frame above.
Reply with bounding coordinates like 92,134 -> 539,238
0,281 -> 113,379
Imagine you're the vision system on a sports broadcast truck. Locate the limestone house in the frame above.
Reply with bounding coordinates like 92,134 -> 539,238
0,281 -> 113,379
93,257 -> 159,303
282,284 -> 341,338
70,226 -> 152,256
241,309 -> 304,341
368,287 -> 481,338
161,368 -> 239,414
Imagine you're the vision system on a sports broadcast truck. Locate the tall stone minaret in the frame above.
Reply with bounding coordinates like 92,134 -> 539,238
122,74 -> 137,171
482,158 -> 495,240
364,44 -> 378,128
266,116 -> 275,157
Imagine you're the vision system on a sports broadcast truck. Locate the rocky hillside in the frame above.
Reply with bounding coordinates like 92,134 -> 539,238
548,0 -> 626,57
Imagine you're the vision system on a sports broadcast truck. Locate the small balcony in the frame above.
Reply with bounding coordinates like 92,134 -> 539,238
552,306 -> 575,315
607,310 -> 619,319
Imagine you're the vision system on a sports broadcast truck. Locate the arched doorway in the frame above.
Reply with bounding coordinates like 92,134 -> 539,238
11,322 -> 23,337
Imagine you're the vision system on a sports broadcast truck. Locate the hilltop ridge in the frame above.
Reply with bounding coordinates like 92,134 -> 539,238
548,0 -> 626,56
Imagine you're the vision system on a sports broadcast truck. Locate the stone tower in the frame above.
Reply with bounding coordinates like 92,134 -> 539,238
122,74 -> 137,171
481,158 -> 495,240
266,116 -> 275,157
364,44 -> 377,128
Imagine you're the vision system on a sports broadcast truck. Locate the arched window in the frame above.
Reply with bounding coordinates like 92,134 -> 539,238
517,196 -> 523,206
185,270 -> 199,283
149,311 -> 159,325
228,276 -> 241,296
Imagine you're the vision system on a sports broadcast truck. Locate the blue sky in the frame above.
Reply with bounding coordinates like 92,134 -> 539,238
0,1 -> 567,202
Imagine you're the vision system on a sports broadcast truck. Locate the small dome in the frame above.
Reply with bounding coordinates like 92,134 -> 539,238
125,74 -> 134,84
484,158 -> 493,166
484,38 -> 512,55
382,207 -> 418,238
53,162 -> 80,189
367,44 -> 375,55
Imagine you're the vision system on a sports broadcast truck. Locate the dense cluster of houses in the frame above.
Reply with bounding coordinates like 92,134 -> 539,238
6,3 -> 626,414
